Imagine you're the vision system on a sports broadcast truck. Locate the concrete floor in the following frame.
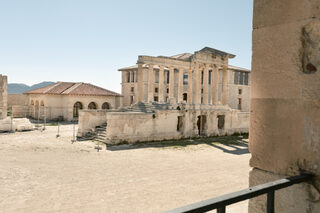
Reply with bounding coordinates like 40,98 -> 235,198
0,124 -> 251,213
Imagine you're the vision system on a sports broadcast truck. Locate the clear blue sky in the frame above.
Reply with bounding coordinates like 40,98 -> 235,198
0,0 -> 253,93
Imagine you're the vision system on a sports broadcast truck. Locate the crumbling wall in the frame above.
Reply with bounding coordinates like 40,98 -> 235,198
77,110 -> 108,137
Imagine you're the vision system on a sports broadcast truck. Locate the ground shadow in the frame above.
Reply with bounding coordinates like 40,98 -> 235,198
106,134 -> 250,155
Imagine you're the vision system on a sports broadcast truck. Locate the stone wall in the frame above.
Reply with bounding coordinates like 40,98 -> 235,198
0,75 -> 8,119
77,105 -> 249,144
249,0 -> 320,212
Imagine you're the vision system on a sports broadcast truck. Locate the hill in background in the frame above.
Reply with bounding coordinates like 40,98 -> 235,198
8,81 -> 55,94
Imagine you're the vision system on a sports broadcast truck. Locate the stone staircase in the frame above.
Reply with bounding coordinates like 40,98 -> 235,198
118,102 -> 172,113
93,122 -> 107,143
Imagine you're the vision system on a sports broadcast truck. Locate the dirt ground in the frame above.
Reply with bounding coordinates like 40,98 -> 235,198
0,124 -> 251,213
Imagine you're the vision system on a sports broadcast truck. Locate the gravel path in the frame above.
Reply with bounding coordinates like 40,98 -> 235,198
0,125 -> 251,213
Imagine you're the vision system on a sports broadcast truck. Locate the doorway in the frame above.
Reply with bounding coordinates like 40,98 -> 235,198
197,115 -> 207,136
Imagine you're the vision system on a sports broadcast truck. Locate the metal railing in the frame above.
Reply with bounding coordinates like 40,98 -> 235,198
164,173 -> 313,213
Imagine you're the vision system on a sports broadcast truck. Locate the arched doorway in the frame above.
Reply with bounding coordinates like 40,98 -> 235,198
88,102 -> 97,109
102,102 -> 111,110
73,102 -> 83,118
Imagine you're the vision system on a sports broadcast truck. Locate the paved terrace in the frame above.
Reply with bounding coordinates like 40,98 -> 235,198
0,124 -> 250,213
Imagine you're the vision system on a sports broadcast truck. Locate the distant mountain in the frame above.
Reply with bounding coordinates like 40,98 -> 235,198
8,81 -> 55,94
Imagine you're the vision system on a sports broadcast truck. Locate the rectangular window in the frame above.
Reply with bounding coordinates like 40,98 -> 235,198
167,88 -> 169,93
155,87 -> 159,93
130,96 -> 134,105
234,71 -> 239,84
183,74 -> 188,85
238,98 -> 242,110
154,96 -> 158,102
166,71 -> 170,84
201,70 -> 204,85
238,89 -> 242,95
131,72 -> 135,82
131,87 -> 134,92
239,72 -> 244,85
127,72 -> 130,83
177,116 -> 184,132
217,115 -> 225,130
244,72 -> 249,85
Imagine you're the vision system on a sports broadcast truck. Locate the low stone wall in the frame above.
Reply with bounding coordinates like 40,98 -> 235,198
77,110 -> 108,137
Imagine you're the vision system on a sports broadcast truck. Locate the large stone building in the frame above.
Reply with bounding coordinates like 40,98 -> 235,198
78,47 -> 250,143
119,47 -> 250,112
0,74 -> 8,119
24,82 -> 122,121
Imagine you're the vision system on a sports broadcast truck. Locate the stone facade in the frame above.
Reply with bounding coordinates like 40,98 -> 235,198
78,47 -> 250,143
249,0 -> 320,212
119,47 -> 250,112
0,74 -> 8,119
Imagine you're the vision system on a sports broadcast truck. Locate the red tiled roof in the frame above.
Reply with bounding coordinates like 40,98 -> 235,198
24,82 -> 122,97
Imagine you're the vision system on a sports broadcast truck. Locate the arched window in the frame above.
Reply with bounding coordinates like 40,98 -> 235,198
40,101 -> 44,106
88,102 -> 97,109
73,102 -> 83,118
102,102 -> 111,110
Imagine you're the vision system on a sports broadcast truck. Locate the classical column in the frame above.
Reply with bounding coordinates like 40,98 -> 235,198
177,69 -> 184,103
158,65 -> 164,102
147,64 -> 154,102
137,63 -> 144,102
187,69 -> 193,104
212,65 -> 219,105
194,63 -> 201,104
221,65 -> 228,105
203,64 -> 209,104
169,67 -> 175,100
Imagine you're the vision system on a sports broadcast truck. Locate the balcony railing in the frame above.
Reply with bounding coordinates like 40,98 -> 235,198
163,173 -> 313,213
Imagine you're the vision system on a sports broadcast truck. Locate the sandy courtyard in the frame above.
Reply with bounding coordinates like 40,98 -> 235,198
0,124 -> 251,213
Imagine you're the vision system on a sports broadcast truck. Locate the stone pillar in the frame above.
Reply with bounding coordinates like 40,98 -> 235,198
178,69 -> 184,103
0,75 -> 7,119
249,1 -> 320,212
187,69 -> 193,104
194,63 -> 201,104
137,64 -> 144,102
212,66 -> 219,105
147,64 -> 154,102
203,65 -> 209,104
221,65 -> 228,105
169,67 -> 175,100
158,65 -> 165,103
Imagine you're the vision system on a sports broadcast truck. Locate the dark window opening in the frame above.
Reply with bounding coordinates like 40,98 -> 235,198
155,88 -> 159,93
197,115 -> 207,136
131,87 -> 134,92
154,96 -> 158,102
166,71 -> 170,84
167,88 -> 169,93
132,72 -> 135,82
102,102 -> 110,109
217,115 -> 225,130
239,89 -> 242,95
183,93 -> 187,102
130,96 -> 134,105
238,98 -> 242,110
177,116 -> 184,132
201,70 -> 204,85
73,102 -> 83,118
127,72 -> 130,83
88,102 -> 97,110
209,71 -> 212,84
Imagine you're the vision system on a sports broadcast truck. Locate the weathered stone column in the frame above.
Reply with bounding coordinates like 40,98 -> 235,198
158,65 -> 164,102
221,65 -> 228,105
212,66 -> 219,105
0,75 -> 8,119
203,64 -> 209,104
177,69 -> 184,103
137,63 -> 144,102
187,69 -> 193,104
194,63 -> 201,104
249,0 -> 320,212
169,67 -> 175,100
147,64 -> 154,102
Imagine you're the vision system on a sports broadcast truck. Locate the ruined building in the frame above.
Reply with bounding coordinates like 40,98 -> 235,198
78,47 -> 250,143
0,74 -> 8,119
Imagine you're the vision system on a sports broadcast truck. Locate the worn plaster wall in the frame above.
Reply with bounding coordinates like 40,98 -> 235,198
77,110 -> 107,137
0,75 -> 8,119
249,0 -> 320,212
101,107 -> 249,144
